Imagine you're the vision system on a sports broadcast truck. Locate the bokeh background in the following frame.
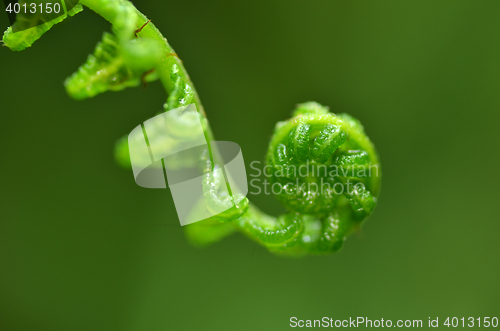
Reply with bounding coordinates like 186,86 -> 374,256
1,1 -> 499,330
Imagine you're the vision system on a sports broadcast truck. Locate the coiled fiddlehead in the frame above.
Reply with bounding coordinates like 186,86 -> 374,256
266,102 -> 379,218
186,102 -> 380,256
3,0 -> 381,256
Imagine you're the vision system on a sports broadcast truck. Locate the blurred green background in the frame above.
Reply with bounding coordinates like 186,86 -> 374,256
1,1 -> 499,330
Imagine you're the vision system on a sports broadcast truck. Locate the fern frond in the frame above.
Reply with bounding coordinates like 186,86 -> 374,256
2,1 -> 83,51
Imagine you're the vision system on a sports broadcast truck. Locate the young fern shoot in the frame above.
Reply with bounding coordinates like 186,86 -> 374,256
3,0 -> 381,256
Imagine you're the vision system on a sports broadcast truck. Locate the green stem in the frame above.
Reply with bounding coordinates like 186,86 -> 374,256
79,0 -> 205,117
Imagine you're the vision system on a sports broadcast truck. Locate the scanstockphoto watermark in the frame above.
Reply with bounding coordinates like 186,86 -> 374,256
248,160 -> 379,196
290,317 -> 424,328
290,316 -> 499,328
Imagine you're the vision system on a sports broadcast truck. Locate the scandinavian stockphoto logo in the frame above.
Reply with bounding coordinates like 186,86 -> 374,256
128,104 -> 248,226
3,0 -> 80,32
